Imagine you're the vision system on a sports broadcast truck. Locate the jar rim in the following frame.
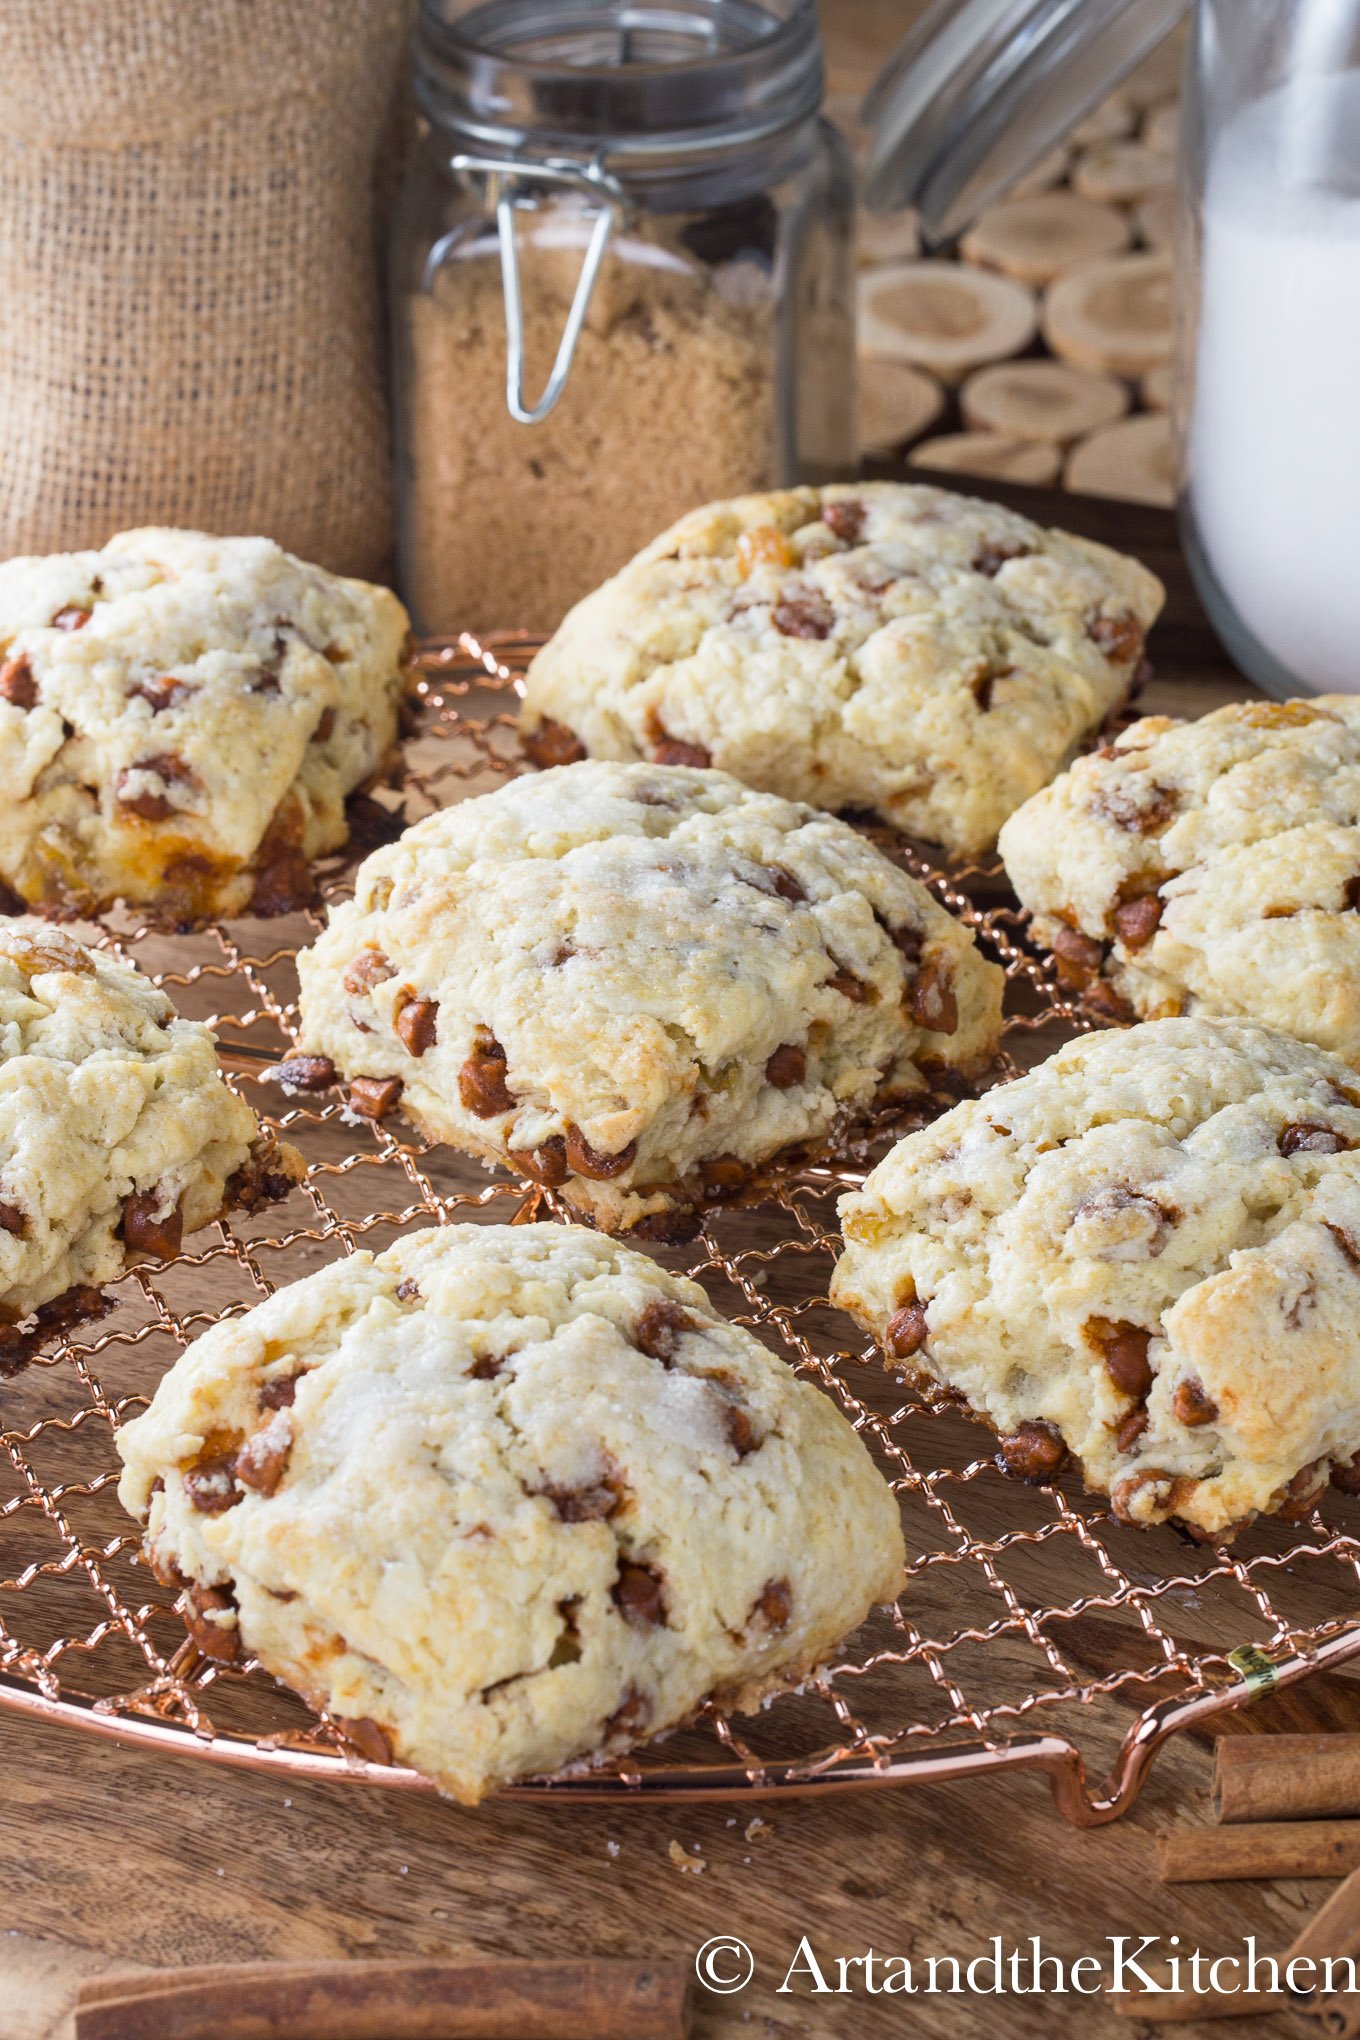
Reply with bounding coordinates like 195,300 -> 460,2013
415,0 -> 824,161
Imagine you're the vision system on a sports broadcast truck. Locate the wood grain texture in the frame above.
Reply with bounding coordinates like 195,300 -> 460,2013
2,477 -> 1355,2040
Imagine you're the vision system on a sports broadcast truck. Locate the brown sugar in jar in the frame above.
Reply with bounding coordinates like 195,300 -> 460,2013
392,0 -> 855,635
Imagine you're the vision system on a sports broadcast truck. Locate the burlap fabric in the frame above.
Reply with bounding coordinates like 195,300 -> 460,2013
0,0 -> 411,578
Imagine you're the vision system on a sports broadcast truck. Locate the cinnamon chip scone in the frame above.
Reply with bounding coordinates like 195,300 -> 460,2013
116,1222 -> 905,1803
287,760 -> 1005,1237
0,528 -> 410,926
0,918 -> 302,1371
833,1017 -> 1360,1542
519,482 -> 1164,857
998,698 -> 1360,1059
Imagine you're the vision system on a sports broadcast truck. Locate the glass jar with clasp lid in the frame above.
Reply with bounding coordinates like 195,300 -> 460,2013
392,0 -> 856,634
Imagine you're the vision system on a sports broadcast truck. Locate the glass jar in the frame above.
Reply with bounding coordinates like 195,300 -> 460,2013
1179,0 -> 1360,697
393,0 -> 856,634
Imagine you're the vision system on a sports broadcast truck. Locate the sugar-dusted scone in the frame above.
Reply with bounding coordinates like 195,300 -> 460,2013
0,528 -> 410,926
833,1017 -> 1360,1542
999,698 -> 1360,1060
519,482 -> 1164,858
286,760 -> 1005,1238
116,1222 -> 905,1803
0,918 -> 302,1371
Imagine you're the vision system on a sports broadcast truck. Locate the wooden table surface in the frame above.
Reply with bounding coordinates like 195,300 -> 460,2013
4,485 -> 1356,2040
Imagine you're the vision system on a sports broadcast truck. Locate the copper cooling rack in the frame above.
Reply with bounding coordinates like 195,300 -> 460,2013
3,631 -> 1359,1828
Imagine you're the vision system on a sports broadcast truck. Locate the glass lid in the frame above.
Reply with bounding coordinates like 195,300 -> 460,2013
863,0 -> 1192,240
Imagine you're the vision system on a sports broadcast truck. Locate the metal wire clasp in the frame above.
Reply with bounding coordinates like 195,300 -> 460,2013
448,153 -> 626,426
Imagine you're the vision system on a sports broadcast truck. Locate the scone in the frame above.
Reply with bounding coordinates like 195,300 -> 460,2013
0,918 -> 302,1370
285,760 -> 1005,1237
999,698 -> 1360,1059
115,1222 -> 906,1803
519,482 -> 1165,857
832,1017 -> 1360,1542
0,528 -> 410,926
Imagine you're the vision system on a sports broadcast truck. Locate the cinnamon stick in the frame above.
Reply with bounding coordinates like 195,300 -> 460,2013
1215,1734 -> 1360,1825
1116,1856 -> 1360,2022
73,1958 -> 692,2040
1159,1821 -> 1360,1884
1286,1863 -> 1360,2035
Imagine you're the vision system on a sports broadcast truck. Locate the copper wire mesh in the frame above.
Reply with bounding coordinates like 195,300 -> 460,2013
3,631 -> 1360,1826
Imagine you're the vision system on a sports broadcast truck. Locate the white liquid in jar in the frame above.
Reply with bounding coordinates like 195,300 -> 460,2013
1188,72 -> 1360,693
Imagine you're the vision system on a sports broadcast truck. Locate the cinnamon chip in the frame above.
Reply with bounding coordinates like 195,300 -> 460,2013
612,1561 -> 666,1629
1110,1467 -> 1185,1524
752,1578 -> 793,1629
1093,784 -> 1178,837
122,1187 -> 185,1260
769,866 -> 807,903
1173,1377 -> 1218,1427
1112,894 -> 1163,949
1115,1406 -> 1148,1453
906,961 -> 958,1035
342,948 -> 394,997
348,1075 -> 403,1121
996,1421 -> 1068,1483
314,707 -> 336,743
1084,980 -> 1136,1024
722,1401 -> 759,1457
564,1125 -> 637,1180
523,718 -> 586,770
518,1136 -> 569,1187
338,1716 -> 393,1766
0,1201 -> 25,1237
259,1372 -> 300,1410
973,541 -> 1030,577
115,753 -> 198,822
234,1420 -> 292,1496
1088,611 -> 1143,662
1278,1121 -> 1351,1157
633,1299 -> 696,1364
130,675 -> 193,713
51,605 -> 91,632
1084,1317 -> 1154,1399
700,1155 -> 747,1200
183,1453 -> 240,1516
603,1685 -> 651,1742
458,1033 -> 514,1118
182,1582 -> 241,1662
0,655 -> 37,709
651,732 -> 712,769
394,993 -> 438,1057
544,1480 -> 620,1523
765,1044 -> 806,1088
267,1054 -> 336,1092
773,592 -> 834,640
1051,926 -> 1105,985
884,1299 -> 928,1359
821,501 -> 867,545
878,915 -> 924,964
826,969 -> 867,1003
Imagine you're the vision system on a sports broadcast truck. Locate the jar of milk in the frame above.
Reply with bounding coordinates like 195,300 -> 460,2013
1179,0 -> 1360,697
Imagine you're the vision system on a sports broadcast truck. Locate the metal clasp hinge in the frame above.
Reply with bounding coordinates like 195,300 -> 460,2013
447,153 -> 626,426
